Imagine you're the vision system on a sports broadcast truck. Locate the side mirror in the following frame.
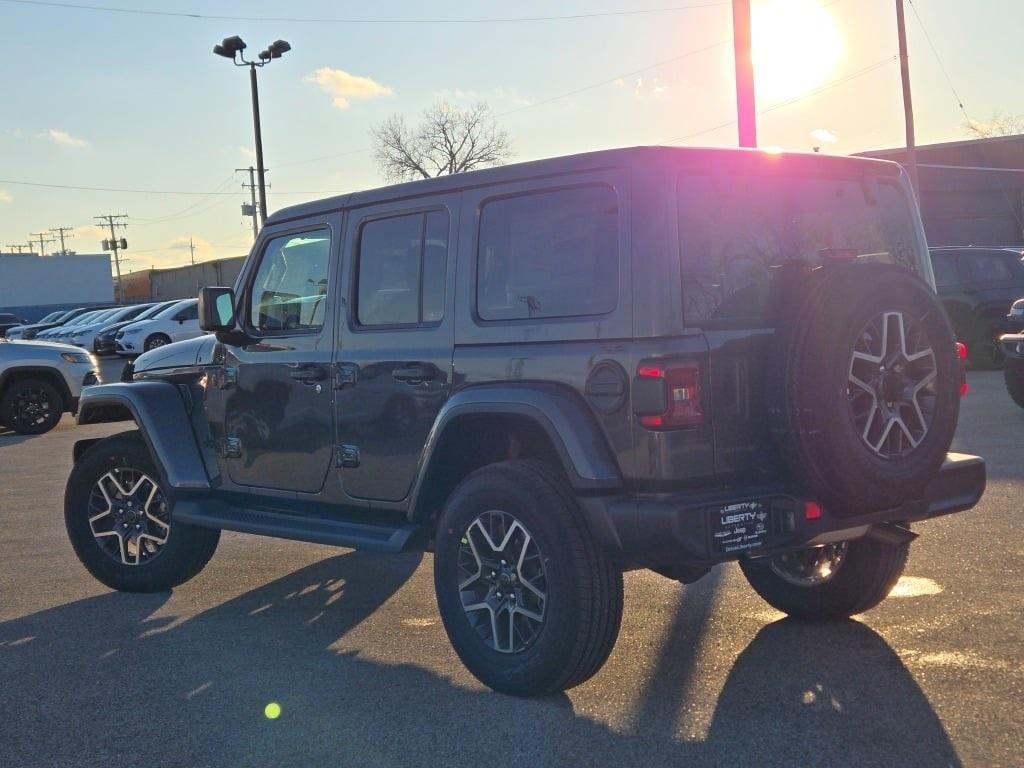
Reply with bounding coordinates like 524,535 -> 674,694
199,286 -> 236,332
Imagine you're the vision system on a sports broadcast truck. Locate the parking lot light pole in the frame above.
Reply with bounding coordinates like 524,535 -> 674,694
213,36 -> 291,228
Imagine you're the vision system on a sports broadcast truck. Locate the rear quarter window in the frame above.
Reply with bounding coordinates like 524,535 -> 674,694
476,185 -> 619,321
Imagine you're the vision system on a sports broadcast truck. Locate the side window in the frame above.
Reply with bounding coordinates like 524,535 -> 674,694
356,210 -> 449,327
178,303 -> 199,321
965,252 -> 1015,283
249,230 -> 331,333
930,254 -> 961,288
477,185 -> 619,321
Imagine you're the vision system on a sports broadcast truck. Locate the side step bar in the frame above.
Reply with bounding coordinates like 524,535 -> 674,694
173,499 -> 422,554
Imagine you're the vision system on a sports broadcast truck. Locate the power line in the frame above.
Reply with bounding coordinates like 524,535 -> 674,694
905,0 -> 970,122
671,56 -> 898,142
0,0 -> 728,23
0,178 -> 343,196
49,225 -> 74,255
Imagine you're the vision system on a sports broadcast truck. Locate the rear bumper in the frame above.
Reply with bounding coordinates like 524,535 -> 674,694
584,452 -> 986,568
1000,332 -> 1024,359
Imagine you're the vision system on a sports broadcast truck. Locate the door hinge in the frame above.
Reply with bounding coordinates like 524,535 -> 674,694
218,436 -> 242,458
211,366 -> 238,389
335,444 -> 360,468
334,363 -> 358,390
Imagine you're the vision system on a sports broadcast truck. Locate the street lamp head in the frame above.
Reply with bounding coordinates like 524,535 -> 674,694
214,35 -> 246,59
268,39 -> 291,58
258,49 -> 272,61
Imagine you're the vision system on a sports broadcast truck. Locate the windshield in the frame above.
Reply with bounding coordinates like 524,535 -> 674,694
37,311 -> 63,323
677,171 -> 923,328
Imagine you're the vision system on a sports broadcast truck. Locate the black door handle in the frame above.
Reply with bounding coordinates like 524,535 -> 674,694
289,364 -> 328,383
393,364 -> 434,383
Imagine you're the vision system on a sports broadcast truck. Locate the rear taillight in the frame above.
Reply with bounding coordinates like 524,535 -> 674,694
956,342 -> 967,361
635,361 -> 703,429
956,342 -> 968,397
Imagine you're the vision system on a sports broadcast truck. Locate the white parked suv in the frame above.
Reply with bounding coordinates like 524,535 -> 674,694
0,338 -> 101,434
115,299 -> 202,355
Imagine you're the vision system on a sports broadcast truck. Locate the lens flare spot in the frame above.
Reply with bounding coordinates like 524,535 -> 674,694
264,702 -> 282,720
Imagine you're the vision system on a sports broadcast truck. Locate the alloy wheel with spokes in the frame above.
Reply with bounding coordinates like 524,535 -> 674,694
457,509 -> 547,654
769,542 -> 849,587
847,310 -> 937,458
87,467 -> 170,566
1,379 -> 62,435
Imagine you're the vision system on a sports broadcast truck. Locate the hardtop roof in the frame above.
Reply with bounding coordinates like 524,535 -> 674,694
266,145 -> 903,226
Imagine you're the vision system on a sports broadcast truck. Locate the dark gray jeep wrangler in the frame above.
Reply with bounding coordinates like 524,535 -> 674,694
65,147 -> 985,696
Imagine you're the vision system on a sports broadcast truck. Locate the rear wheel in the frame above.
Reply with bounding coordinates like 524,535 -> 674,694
434,460 -> 623,696
1005,357 -> 1024,408
1,377 -> 63,434
739,536 -> 909,619
65,431 -> 219,592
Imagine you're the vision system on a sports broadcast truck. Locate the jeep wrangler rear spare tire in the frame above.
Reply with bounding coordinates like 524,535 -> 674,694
434,460 -> 623,696
65,431 -> 220,592
768,263 -> 959,515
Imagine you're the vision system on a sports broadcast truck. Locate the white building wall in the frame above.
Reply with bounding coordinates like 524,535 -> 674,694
0,254 -> 113,306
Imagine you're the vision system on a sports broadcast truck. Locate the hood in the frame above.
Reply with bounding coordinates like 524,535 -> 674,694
0,339 -> 89,357
98,319 -> 140,336
133,335 -> 216,374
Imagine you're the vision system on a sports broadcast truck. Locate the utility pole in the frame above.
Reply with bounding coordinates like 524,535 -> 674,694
236,166 -> 265,241
895,0 -> 919,198
189,237 -> 196,266
732,0 -> 757,148
50,226 -> 74,256
30,231 -> 55,257
6,244 -> 29,253
95,214 -> 129,302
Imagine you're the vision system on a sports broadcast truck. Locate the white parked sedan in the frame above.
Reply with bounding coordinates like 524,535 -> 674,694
115,299 -> 203,355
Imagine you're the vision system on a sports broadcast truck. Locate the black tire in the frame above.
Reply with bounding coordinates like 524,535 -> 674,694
65,431 -> 220,592
434,460 -> 623,696
739,536 -> 909,620
0,377 -> 64,435
1005,357 -> 1024,409
969,322 -> 1004,370
768,263 -> 960,515
144,333 -> 171,352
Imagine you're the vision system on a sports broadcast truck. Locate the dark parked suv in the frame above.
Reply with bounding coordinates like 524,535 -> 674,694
929,246 -> 1024,367
64,147 -> 985,696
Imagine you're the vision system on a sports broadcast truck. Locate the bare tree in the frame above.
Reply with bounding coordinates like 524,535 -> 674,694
371,101 -> 512,182
962,112 -> 1024,139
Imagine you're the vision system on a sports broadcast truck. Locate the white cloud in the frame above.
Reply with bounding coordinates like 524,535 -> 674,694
237,145 -> 257,162
72,224 -> 107,241
0,189 -> 12,203
306,67 -> 392,109
43,128 -> 88,148
810,128 -> 838,144
168,236 -> 216,261
623,77 -> 668,98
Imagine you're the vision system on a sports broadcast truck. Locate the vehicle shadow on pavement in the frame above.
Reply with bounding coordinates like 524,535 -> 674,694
0,552 -> 960,768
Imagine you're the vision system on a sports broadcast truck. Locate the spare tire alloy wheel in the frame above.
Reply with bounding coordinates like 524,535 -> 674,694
769,542 -> 848,587
847,310 -> 937,458
457,510 -> 547,654
88,467 -> 170,566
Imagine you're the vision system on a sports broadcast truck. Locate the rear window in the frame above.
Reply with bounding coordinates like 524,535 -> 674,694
678,172 -> 921,328
477,185 -> 618,321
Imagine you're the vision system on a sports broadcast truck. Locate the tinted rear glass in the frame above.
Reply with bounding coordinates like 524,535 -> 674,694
930,253 -> 961,288
477,185 -> 618,321
678,172 -> 921,328
964,251 -> 1024,283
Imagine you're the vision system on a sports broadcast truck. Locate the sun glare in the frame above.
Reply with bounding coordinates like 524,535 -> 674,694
752,0 -> 843,103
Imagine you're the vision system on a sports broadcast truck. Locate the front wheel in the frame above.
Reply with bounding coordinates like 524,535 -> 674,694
739,535 -> 909,620
1,377 -> 63,434
144,333 -> 171,352
65,431 -> 220,592
1005,357 -> 1024,408
434,460 -> 623,696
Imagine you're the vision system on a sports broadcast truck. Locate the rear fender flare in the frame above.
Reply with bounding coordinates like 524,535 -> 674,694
408,384 -> 622,521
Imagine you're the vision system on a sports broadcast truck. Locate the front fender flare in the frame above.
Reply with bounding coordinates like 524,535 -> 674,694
409,384 -> 622,520
75,382 -> 210,490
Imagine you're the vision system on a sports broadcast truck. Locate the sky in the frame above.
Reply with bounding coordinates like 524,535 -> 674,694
0,0 -> 1022,269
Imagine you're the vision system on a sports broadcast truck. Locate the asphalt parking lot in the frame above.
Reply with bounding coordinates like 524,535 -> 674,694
1,360 -> 1021,768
